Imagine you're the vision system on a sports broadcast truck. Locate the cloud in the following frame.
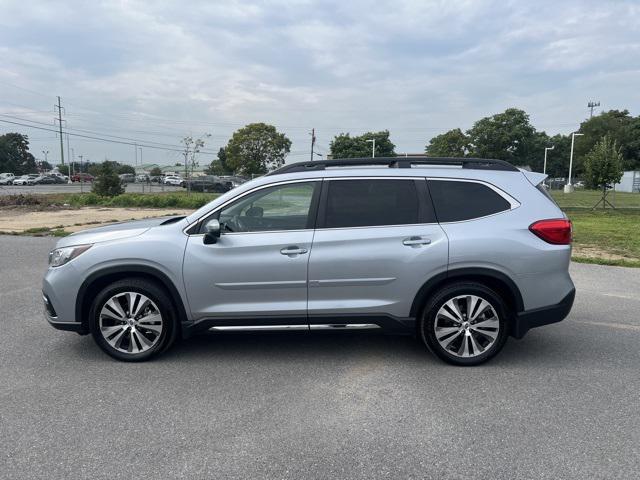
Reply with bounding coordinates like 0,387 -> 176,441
0,0 -> 638,164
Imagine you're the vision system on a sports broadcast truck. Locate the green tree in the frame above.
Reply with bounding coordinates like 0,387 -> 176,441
425,128 -> 469,157
0,132 -> 37,174
466,108 -> 538,166
330,130 -> 395,158
117,164 -> 135,175
225,123 -> 291,175
57,164 -> 70,176
149,166 -> 162,176
206,148 -> 231,175
92,161 -> 125,197
575,110 -> 640,171
584,135 -> 624,209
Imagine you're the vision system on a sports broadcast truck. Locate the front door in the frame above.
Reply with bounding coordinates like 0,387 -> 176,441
183,180 -> 320,326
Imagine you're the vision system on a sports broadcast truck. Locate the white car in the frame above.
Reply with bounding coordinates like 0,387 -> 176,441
0,173 -> 15,185
13,174 -> 39,185
163,175 -> 184,186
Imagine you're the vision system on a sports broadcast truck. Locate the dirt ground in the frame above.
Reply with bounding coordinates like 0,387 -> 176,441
0,207 -> 192,233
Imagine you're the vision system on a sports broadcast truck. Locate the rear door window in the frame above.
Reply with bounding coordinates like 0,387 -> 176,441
428,180 -> 511,222
322,179 -> 420,228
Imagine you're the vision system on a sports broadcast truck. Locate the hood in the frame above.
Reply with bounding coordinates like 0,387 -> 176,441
55,216 -> 184,248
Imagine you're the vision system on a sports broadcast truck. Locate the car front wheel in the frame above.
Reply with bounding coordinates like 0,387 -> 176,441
420,282 -> 509,366
89,278 -> 178,361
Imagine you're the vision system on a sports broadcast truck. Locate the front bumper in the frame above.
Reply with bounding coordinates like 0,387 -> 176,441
42,292 -> 86,333
511,288 -> 575,339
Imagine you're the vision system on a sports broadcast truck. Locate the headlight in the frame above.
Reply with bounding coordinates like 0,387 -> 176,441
48,244 -> 92,267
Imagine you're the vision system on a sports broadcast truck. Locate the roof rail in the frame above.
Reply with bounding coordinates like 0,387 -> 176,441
267,157 -> 519,175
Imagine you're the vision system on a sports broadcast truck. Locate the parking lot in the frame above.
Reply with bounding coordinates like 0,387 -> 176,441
0,183 -> 183,195
1,234 -> 639,479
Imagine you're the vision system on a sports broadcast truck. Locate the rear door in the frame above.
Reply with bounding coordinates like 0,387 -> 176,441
307,177 -> 448,328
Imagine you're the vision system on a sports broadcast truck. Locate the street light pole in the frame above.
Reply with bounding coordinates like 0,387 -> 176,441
565,133 -> 584,193
366,139 -> 376,158
543,145 -> 554,176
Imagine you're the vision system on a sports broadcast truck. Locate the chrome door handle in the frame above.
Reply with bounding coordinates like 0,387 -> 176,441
402,236 -> 431,246
280,246 -> 308,255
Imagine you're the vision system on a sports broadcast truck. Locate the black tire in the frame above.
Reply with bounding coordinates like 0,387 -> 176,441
419,282 -> 510,366
89,278 -> 178,361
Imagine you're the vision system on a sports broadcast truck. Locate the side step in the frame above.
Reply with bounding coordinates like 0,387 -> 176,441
208,323 -> 380,332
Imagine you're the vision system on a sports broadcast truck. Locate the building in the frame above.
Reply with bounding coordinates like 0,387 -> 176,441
615,171 -> 640,193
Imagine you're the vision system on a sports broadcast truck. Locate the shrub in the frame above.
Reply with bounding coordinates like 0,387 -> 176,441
91,162 -> 124,197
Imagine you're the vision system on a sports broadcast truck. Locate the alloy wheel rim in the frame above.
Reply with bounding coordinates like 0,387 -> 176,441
434,294 -> 500,358
99,292 -> 163,354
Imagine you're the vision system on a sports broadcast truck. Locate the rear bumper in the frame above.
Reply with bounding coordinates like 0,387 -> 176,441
511,288 -> 575,339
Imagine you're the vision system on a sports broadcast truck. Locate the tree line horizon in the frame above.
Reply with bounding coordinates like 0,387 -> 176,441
1,107 -> 639,179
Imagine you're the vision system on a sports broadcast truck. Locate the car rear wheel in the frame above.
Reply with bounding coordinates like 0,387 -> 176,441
420,282 -> 509,366
89,278 -> 178,361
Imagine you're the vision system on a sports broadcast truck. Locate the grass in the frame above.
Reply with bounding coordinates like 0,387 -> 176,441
550,189 -> 640,209
547,189 -> 640,267
565,209 -> 640,265
0,191 -> 219,209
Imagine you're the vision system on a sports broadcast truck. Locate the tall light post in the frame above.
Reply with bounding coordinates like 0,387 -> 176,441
543,145 -> 554,177
565,133 -> 584,193
42,150 -> 49,163
366,139 -> 376,158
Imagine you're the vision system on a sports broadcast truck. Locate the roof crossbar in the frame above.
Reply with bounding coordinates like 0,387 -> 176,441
267,157 -> 519,175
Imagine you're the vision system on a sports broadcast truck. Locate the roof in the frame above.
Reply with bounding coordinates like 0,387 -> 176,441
268,157 -> 518,176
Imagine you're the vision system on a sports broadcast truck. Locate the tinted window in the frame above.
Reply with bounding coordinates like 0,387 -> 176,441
428,180 -> 511,222
324,179 -> 419,228
214,182 -> 316,233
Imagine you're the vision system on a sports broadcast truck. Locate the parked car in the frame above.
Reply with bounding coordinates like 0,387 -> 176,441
163,175 -> 185,186
33,175 -> 60,185
0,173 -> 15,185
136,174 -> 150,183
119,173 -> 136,183
43,157 -> 575,365
149,175 -> 162,183
186,175 -> 230,193
220,175 -> 246,189
71,173 -> 94,183
13,174 -> 39,185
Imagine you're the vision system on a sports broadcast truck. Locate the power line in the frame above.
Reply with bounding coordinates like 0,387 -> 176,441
0,118 -> 219,155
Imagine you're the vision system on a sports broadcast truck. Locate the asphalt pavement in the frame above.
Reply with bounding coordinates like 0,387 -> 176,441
0,183 -> 183,195
1,235 -> 639,479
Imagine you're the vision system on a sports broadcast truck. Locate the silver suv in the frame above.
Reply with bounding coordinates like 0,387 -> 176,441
43,157 -> 575,365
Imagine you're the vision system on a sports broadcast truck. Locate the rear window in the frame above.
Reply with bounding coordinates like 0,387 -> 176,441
324,179 -> 419,228
428,180 -> 511,222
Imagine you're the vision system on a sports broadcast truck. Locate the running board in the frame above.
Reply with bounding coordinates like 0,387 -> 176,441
310,324 -> 380,330
208,323 -> 380,332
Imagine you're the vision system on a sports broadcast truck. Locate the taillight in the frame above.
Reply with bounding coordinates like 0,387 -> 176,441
529,219 -> 572,245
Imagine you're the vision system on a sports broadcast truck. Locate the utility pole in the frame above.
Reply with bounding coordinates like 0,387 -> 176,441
543,145 -> 554,183
310,128 -> 316,161
565,133 -> 584,193
134,142 -> 138,166
588,100 -> 600,119
54,96 -> 65,165
366,138 -> 376,157
78,155 -> 84,193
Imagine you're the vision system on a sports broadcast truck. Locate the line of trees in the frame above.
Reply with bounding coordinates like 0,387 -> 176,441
424,108 -> 640,178
4,108 -> 639,181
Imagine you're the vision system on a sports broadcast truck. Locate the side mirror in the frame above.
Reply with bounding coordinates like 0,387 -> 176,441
203,218 -> 221,245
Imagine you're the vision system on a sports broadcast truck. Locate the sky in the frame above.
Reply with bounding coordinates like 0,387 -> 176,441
0,0 -> 639,167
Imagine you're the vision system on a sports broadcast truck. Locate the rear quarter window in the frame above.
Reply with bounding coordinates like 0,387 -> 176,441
428,180 -> 511,222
